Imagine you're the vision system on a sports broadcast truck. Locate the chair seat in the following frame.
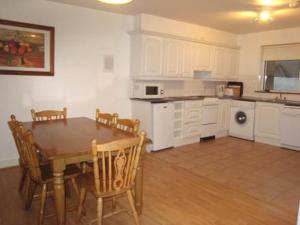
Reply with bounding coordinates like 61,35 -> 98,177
41,164 -> 81,183
79,172 -> 131,198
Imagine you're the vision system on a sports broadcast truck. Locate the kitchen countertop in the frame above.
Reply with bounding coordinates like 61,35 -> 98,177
130,96 -> 300,106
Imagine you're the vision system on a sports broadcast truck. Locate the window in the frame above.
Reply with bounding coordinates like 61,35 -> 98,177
264,60 -> 300,92
262,44 -> 300,93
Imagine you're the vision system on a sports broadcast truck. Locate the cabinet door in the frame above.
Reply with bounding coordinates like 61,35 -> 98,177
142,35 -> 164,77
164,39 -> 181,77
182,42 -> 193,77
217,100 -> 231,131
212,47 -> 225,77
255,103 -> 282,140
194,44 -> 214,71
224,49 -> 239,79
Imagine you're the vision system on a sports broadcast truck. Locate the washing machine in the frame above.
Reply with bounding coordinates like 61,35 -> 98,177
229,100 -> 256,141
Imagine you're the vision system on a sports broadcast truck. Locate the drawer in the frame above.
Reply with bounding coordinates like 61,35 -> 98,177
184,100 -> 203,109
184,109 -> 202,122
183,123 -> 201,137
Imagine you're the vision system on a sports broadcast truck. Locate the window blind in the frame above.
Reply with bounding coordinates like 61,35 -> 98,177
262,44 -> 300,61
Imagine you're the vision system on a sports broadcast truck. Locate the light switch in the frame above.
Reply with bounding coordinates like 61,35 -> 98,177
103,55 -> 114,72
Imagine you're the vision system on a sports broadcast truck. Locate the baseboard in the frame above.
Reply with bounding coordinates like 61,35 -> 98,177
255,136 -> 280,147
0,158 -> 19,169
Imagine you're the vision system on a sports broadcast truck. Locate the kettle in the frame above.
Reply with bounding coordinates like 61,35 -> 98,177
216,85 -> 225,97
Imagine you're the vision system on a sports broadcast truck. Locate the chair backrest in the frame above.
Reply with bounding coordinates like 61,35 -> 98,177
31,107 -> 67,121
7,115 -> 26,167
115,118 -> 140,135
95,109 -> 118,126
91,131 -> 145,196
14,125 -> 42,182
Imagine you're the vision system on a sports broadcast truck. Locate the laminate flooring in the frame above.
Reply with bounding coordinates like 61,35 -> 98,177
0,137 -> 299,225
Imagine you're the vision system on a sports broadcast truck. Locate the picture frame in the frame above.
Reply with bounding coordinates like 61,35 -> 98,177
0,19 -> 54,76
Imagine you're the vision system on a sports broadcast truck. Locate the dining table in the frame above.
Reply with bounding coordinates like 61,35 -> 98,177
23,117 -> 148,225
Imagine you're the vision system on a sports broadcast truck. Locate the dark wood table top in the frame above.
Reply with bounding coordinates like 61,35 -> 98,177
23,117 -> 140,160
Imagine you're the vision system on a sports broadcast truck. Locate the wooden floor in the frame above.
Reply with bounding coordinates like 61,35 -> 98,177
0,137 -> 299,225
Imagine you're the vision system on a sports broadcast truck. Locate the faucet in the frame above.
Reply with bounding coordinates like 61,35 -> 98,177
275,93 -> 286,102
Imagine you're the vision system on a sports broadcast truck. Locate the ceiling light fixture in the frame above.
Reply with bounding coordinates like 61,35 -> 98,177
97,0 -> 132,5
288,0 -> 298,7
256,10 -> 274,22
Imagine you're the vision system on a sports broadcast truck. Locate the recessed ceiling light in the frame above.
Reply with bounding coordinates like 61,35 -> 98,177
97,0 -> 133,4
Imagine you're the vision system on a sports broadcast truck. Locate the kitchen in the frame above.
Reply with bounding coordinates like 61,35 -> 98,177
1,0 -> 300,225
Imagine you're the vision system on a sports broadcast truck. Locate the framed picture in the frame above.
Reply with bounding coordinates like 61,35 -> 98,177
0,19 -> 54,76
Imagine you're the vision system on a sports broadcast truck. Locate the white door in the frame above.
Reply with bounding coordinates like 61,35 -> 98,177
164,39 -> 181,77
194,44 -> 213,71
152,103 -> 174,151
142,35 -> 164,77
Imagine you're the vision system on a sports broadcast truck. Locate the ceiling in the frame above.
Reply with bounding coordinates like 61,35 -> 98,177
48,0 -> 300,34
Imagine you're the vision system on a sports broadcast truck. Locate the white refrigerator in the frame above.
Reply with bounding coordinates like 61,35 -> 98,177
152,102 -> 174,151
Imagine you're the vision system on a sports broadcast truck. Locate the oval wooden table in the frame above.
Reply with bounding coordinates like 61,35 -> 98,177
24,117 -> 148,225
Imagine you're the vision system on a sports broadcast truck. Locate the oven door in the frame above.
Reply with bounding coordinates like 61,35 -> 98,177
202,105 -> 218,125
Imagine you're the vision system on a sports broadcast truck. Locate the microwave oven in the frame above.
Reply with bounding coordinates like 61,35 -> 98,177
132,83 -> 165,99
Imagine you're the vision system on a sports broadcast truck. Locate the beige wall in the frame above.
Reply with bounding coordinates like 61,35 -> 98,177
238,27 -> 300,100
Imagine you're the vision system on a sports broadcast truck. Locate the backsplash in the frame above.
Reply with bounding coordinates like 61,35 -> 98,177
161,80 -> 223,97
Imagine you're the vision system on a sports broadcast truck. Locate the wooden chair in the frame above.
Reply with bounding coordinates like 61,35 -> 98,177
115,117 -> 140,135
95,109 -> 118,126
14,125 -> 81,225
77,131 -> 146,225
7,115 -> 27,192
31,107 -> 67,121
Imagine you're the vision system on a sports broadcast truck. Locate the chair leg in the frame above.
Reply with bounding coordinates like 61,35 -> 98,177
65,180 -> 71,198
112,196 -> 117,210
19,168 -> 27,192
96,198 -> 103,225
77,187 -> 87,220
126,190 -> 140,225
25,180 -> 37,210
71,178 -> 80,199
38,184 -> 47,225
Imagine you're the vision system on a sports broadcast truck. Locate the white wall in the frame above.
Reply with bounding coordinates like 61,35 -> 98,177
0,0 -> 132,167
238,27 -> 300,100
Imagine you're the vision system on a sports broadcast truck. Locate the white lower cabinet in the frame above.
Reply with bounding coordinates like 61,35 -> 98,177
173,100 -> 203,146
255,102 -> 283,146
217,99 -> 231,137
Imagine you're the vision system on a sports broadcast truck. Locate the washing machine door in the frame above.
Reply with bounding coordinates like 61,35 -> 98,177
235,111 -> 247,125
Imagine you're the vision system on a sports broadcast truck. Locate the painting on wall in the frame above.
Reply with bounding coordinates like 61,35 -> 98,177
0,19 -> 54,76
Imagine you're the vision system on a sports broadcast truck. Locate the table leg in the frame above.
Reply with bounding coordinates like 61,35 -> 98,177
53,159 -> 66,225
135,152 -> 144,215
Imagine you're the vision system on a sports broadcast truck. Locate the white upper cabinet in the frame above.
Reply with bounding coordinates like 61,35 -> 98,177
181,42 -> 194,78
142,35 -> 164,77
130,33 -> 239,80
164,39 -> 181,77
212,47 -> 239,80
224,49 -> 239,79
164,39 -> 194,78
212,47 -> 225,78
194,44 -> 214,72
130,34 -> 164,78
